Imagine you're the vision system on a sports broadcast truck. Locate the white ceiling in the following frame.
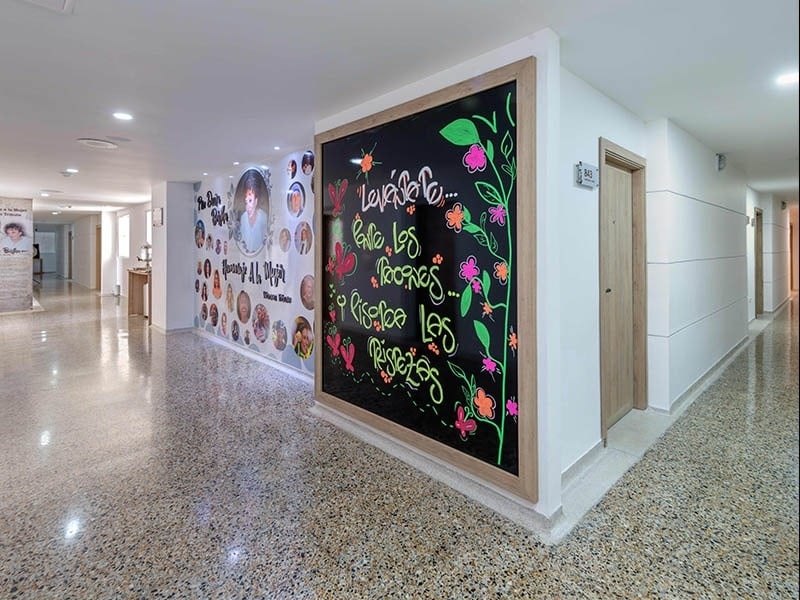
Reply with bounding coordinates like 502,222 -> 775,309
0,0 -> 797,224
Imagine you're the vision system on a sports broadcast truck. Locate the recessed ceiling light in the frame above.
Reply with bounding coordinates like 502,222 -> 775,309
274,146 -> 280,151
76,138 -> 119,149
113,112 -> 133,121
41,192 -> 50,197
776,72 -> 799,85
65,167 -> 79,173
51,211 -> 61,215
229,175 -> 234,178
233,161 -> 240,166
203,172 -> 208,176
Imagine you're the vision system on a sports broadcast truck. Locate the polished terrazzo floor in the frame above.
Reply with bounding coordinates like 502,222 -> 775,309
1,277 -> 797,598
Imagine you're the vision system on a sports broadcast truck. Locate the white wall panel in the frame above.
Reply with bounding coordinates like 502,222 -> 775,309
647,335 -> 670,411
647,191 -> 745,263
668,298 -> 747,405
667,256 -> 746,335
647,263 -> 670,337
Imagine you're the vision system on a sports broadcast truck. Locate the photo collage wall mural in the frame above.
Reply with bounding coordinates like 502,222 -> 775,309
194,151 -> 316,373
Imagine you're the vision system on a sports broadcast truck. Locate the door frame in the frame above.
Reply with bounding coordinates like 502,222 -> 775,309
754,208 -> 763,315
599,138 -> 647,441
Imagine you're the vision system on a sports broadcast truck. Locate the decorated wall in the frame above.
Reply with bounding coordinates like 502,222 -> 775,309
194,151 -> 316,373
0,196 -> 33,313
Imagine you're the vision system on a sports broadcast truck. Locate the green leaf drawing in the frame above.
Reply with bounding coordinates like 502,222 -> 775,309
460,282 -> 473,317
489,231 -> 498,253
485,139 -> 495,163
463,222 -> 482,235
501,130 -> 514,158
475,181 -> 502,205
440,119 -> 481,146
481,270 -> 491,296
462,205 -> 472,223
473,320 -> 491,353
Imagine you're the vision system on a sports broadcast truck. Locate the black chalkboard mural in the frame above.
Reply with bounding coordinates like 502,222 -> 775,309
317,60 -> 535,488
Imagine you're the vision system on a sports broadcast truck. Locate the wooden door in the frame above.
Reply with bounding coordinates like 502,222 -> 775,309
68,230 -> 73,279
755,209 -> 763,315
95,225 -> 102,291
599,139 -> 647,441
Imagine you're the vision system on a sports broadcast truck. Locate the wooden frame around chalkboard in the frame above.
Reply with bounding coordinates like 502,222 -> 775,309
314,58 -> 537,503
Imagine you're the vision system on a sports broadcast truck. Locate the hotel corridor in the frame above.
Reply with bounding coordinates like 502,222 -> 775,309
1,276 -> 797,598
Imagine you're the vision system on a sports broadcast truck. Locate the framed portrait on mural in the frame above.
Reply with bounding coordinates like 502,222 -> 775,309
314,58 -> 537,502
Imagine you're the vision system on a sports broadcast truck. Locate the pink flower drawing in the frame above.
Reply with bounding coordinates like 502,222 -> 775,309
459,255 -> 479,282
488,205 -> 506,226
462,144 -> 487,173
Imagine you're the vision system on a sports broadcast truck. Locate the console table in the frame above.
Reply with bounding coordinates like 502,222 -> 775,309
127,268 -> 151,323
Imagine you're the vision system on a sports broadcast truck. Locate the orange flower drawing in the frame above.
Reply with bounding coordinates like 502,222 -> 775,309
473,387 -> 496,419
494,261 -> 509,284
482,302 -> 493,317
508,331 -> 518,351
445,203 -> 465,232
361,154 -> 373,173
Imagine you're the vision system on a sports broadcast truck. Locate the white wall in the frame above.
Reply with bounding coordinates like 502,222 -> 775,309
791,205 -> 799,291
100,212 -> 117,295
72,214 -> 99,289
558,68 -> 647,473
151,181 -> 195,331
316,29 -> 563,518
116,203 -> 151,297
646,119 -> 748,411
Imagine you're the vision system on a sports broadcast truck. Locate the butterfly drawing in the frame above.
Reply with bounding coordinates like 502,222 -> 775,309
332,241 -> 357,280
326,332 -> 341,356
454,405 -> 477,440
340,343 -> 355,372
328,179 -> 348,218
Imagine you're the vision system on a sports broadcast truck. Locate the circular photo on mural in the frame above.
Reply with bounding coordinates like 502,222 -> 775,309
252,304 -> 270,343
195,279 -> 200,293
196,261 -> 202,275
292,316 -> 314,359
225,284 -> 235,312
223,240 -> 228,256
203,258 -> 211,279
301,151 -> 315,176
215,239 -> 222,255
195,220 -> 206,249
220,312 -> 228,336
278,228 -> 291,252
287,159 -> 297,179
206,234 -> 212,251
272,320 -> 287,351
294,221 -> 312,255
201,282 -> 208,302
231,320 -> 240,342
287,181 -> 306,217
212,270 -> 222,298
300,274 -> 314,310
236,290 -> 252,324
209,303 -> 219,327
201,303 -> 208,321
233,168 -> 270,256
244,329 -> 251,346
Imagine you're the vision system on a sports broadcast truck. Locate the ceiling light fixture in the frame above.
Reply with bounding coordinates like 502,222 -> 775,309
233,161 -> 240,166
776,72 -> 799,85
76,138 -> 119,149
65,168 -> 79,173
51,211 -> 61,215
274,146 -> 280,151
113,112 -> 134,121
41,192 -> 50,197
203,172 -> 208,176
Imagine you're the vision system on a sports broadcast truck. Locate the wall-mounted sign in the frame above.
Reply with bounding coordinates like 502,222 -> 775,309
575,161 -> 599,188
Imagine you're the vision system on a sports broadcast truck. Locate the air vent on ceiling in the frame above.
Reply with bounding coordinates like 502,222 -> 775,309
21,0 -> 76,15
77,138 -> 119,149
